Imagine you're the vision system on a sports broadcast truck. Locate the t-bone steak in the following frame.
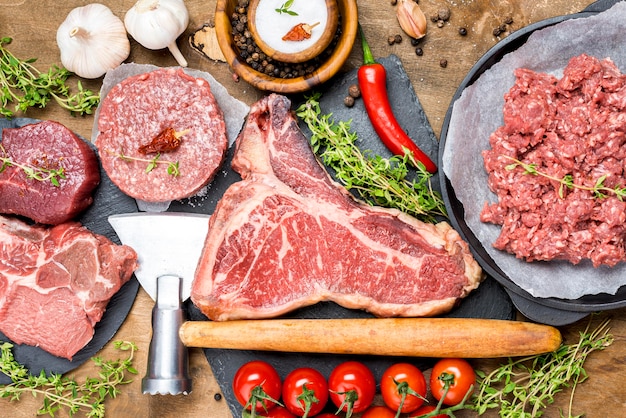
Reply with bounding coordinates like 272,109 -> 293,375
95,68 -> 228,202
191,94 -> 483,321
0,215 -> 137,359
0,120 -> 100,225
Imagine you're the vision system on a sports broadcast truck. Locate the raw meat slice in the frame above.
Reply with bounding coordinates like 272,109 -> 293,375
95,68 -> 228,202
0,215 -> 137,359
191,94 -> 483,321
0,120 -> 100,225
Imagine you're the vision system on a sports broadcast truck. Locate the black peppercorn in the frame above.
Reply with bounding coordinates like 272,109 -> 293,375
415,47 -> 423,56
214,393 -> 222,401
394,34 -> 402,44
459,27 -> 467,36
440,59 -> 448,68
348,84 -> 361,98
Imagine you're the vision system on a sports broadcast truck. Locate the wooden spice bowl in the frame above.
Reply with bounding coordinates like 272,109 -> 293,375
247,0 -> 339,64
215,0 -> 358,94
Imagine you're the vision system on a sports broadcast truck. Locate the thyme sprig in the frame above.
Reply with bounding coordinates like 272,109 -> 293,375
0,37 -> 99,118
503,155 -> 626,200
0,340 -> 138,418
414,383 -> 475,418
0,144 -> 66,186
116,149 -> 180,177
472,316 -> 613,418
296,93 -> 446,223
275,0 -> 298,16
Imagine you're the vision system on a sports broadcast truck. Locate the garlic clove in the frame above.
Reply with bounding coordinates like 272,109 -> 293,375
56,3 -> 130,79
396,0 -> 427,40
124,0 -> 190,67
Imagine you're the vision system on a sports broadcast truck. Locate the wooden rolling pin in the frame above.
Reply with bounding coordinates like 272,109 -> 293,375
179,317 -> 562,358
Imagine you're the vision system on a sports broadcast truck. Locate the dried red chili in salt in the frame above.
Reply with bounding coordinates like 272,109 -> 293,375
282,22 -> 320,41
138,127 -> 187,154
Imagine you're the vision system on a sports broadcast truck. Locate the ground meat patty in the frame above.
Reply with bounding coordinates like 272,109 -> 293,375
481,54 -> 626,267
95,68 -> 228,202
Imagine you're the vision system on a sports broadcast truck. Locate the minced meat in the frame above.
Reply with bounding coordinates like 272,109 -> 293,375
481,54 -> 626,267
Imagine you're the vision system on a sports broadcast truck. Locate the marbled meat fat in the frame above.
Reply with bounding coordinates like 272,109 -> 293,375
192,94 -> 484,321
0,215 -> 137,359
482,54 -> 626,267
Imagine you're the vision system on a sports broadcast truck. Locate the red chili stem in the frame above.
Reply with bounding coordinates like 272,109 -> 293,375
359,24 -> 376,66
357,24 -> 437,173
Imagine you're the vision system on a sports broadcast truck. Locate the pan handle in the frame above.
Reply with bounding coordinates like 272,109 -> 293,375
506,290 -> 588,326
142,275 -> 192,395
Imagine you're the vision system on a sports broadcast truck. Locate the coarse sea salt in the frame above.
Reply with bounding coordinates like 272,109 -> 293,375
254,0 -> 330,54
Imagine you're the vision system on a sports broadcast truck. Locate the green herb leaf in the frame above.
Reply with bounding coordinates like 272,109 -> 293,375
275,0 -> 298,15
296,93 -> 446,223
502,155 -> 626,201
0,341 -> 138,418
115,149 -> 180,177
0,144 -> 66,186
471,316 -> 613,417
167,161 -> 180,177
0,37 -> 99,118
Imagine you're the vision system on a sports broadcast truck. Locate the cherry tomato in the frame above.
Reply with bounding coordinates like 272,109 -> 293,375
409,405 -> 447,418
360,405 -> 397,418
233,360 -> 282,413
258,406 -> 297,418
429,358 -> 476,406
328,361 -> 376,417
282,367 -> 329,417
380,363 -> 427,414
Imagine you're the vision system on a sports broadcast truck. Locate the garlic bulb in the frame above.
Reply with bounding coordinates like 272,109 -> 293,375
124,0 -> 190,67
56,4 -> 130,79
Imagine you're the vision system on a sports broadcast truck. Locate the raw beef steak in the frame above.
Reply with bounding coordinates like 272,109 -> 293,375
0,120 -> 100,225
95,68 -> 228,202
0,215 -> 137,359
191,94 -> 483,321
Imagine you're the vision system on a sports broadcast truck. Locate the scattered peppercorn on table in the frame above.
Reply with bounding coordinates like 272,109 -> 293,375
3,1 -> 626,417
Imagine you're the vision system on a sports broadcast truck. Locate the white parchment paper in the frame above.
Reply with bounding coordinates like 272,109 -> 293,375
91,63 -> 250,212
443,2 -> 626,299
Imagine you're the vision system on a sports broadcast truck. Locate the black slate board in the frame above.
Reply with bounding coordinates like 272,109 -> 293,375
172,55 -> 515,418
0,118 -> 139,385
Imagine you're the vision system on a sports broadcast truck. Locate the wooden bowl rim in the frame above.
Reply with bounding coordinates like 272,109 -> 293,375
215,0 -> 358,94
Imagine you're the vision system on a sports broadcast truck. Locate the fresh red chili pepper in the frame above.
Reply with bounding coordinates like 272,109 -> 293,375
357,25 -> 437,173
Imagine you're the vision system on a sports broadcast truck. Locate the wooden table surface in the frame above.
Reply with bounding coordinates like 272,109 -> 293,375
2,1 -> 626,417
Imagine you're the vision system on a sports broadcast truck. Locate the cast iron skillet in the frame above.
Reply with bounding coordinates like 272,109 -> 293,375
438,0 -> 626,326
